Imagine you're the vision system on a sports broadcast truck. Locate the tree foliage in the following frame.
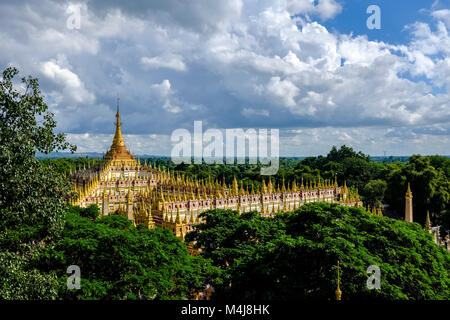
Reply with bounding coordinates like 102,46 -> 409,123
35,205 -> 219,300
187,204 -> 450,300
0,67 -> 76,299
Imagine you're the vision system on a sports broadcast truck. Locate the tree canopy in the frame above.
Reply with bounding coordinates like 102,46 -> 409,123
0,67 -> 76,299
35,205 -> 218,300
186,204 -> 450,300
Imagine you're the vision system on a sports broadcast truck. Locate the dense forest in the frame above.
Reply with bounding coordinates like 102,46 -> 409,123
187,205 -> 450,300
1,67 -> 449,300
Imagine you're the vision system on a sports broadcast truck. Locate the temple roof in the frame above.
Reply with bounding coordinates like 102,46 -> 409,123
103,99 -> 135,161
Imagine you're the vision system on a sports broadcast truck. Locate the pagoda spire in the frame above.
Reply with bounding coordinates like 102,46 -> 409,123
113,97 -> 125,147
335,260 -> 342,301
405,183 -> 413,222
425,210 -> 432,231
103,98 -> 135,161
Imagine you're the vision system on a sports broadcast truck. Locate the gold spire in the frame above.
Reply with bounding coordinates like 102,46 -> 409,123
336,260 -> 342,301
237,181 -> 243,196
377,205 -> 383,216
405,183 -> 413,199
233,176 -> 239,196
425,210 -> 432,230
405,182 -> 413,222
104,98 -> 135,161
262,179 -> 267,194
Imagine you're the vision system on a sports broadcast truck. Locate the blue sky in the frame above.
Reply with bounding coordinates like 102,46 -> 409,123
324,1 -> 444,43
1,0 -> 449,156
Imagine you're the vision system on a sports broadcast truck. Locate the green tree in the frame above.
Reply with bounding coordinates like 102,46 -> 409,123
187,204 -> 450,300
326,145 -> 370,163
361,179 -> 387,208
0,67 -> 76,299
36,205 -> 219,300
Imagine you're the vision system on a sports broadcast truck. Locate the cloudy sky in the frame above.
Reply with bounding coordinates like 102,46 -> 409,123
2,0 -> 450,156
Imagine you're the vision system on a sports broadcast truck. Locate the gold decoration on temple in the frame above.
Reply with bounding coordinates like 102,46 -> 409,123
336,260 -> 342,301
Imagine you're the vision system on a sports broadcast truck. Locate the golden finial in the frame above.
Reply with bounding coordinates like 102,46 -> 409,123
377,205 -> 383,217
262,178 -> 267,194
405,182 -> 413,199
425,210 -> 432,230
336,260 -> 342,301
240,181 -> 245,196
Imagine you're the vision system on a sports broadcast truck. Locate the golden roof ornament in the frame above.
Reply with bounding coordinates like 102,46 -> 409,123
405,182 -> 413,199
425,211 -> 432,230
240,181 -> 245,196
262,179 -> 267,193
377,205 -> 383,217
336,260 -> 342,300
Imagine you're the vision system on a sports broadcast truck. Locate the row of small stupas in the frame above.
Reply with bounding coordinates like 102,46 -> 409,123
69,103 -> 364,239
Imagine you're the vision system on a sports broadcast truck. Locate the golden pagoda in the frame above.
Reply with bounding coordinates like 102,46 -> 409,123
69,105 -> 363,239
103,98 -> 135,163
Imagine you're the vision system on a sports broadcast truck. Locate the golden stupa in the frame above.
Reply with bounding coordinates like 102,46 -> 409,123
103,99 -> 135,161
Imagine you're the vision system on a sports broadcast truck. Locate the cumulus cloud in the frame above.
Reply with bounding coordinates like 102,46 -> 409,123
150,79 -> 182,114
40,59 -> 95,104
0,0 -> 449,155
432,9 -> 450,27
266,76 -> 300,108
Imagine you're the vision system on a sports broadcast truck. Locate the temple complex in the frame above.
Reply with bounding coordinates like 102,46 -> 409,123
69,102 -> 364,240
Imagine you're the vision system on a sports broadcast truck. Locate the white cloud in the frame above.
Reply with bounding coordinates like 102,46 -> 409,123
408,21 -> 450,56
286,0 -> 342,21
432,9 -> 450,27
150,79 -> 182,114
40,59 -> 95,104
338,35 -> 391,66
266,76 -> 300,108
141,54 -> 187,72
